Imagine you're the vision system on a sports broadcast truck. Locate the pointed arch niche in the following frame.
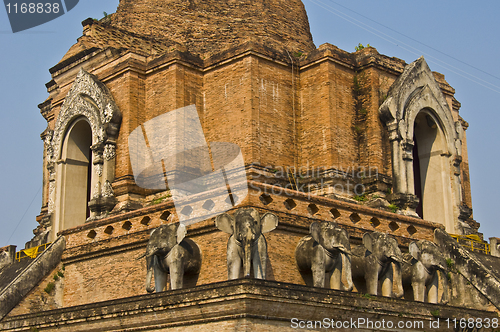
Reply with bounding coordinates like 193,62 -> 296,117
56,118 -> 93,230
379,57 -> 465,233
46,69 -> 122,241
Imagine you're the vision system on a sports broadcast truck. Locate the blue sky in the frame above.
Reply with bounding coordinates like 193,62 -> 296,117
0,0 -> 498,249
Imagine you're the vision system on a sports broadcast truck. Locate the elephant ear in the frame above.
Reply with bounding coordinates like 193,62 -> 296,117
409,241 -> 421,260
261,212 -> 278,233
310,221 -> 322,244
362,232 -> 374,253
176,223 -> 187,244
215,213 -> 234,234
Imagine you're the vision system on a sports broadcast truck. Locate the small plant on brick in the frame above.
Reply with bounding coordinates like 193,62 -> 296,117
355,43 -> 372,51
57,271 -> 64,278
151,196 -> 166,205
29,327 -> 39,332
353,75 -> 362,93
353,194 -> 368,202
388,204 -> 398,213
379,92 -> 388,106
53,274 -> 59,281
352,71 -> 370,154
430,309 -> 440,317
44,282 -> 55,294
446,258 -> 455,269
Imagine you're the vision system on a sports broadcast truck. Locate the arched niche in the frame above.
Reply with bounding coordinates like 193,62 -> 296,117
412,110 -> 454,231
379,57 -> 464,233
46,69 -> 122,240
56,118 -> 93,231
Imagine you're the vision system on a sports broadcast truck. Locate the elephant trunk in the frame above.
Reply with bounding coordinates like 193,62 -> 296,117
341,252 -> 354,292
243,241 -> 252,277
243,227 -> 255,277
439,269 -> 450,304
392,261 -> 404,298
145,255 -> 155,293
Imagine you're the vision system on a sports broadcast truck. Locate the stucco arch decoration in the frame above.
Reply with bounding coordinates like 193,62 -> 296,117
379,57 -> 466,233
46,68 -> 122,227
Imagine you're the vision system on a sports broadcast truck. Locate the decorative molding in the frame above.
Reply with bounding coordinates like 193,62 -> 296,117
95,164 -> 103,177
47,69 -> 121,167
48,182 -> 55,213
93,182 -> 101,199
45,68 -> 122,224
102,180 -> 115,198
378,56 -> 462,232
104,144 -> 116,161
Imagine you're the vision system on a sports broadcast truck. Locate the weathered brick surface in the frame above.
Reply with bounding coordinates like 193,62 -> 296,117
110,0 -> 315,56
6,263 -> 65,317
41,35 -> 473,216
22,0 -> 482,325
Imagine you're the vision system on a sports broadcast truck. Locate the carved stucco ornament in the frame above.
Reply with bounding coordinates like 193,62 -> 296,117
47,181 -> 55,214
102,180 -> 115,198
93,182 -> 102,199
104,143 -> 116,161
46,68 -> 121,215
95,164 -> 103,177
378,56 -> 464,232
47,69 -> 121,166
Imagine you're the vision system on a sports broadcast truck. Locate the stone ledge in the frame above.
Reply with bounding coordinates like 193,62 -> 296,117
1,278 -> 496,331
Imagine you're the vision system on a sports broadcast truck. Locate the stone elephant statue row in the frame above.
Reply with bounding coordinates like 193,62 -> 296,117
141,209 -> 449,304
142,208 -> 278,292
295,221 -> 449,304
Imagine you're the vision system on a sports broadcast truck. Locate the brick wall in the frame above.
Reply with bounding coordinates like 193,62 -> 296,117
9,183 -> 444,313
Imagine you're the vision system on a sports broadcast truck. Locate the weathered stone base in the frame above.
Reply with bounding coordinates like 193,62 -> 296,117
1,279 -> 497,332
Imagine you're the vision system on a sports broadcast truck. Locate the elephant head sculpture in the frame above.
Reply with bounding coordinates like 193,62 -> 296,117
403,240 -> 449,304
144,222 -> 201,292
352,231 -> 404,298
295,221 -> 353,291
215,208 -> 278,279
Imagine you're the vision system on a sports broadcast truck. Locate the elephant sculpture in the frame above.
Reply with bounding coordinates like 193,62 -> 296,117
215,208 -> 278,279
403,240 -> 449,304
144,222 -> 201,292
351,231 -> 404,298
295,221 -> 353,291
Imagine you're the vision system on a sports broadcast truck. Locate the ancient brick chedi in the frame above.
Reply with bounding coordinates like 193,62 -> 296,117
1,0 -> 498,331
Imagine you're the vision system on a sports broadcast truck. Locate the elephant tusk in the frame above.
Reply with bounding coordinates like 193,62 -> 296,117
390,256 -> 402,263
